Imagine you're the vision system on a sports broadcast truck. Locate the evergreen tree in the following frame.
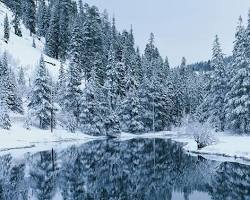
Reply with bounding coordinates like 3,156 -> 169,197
199,36 -> 226,131
28,55 -> 52,129
58,0 -> 74,60
82,5 -> 104,80
23,0 -> 36,35
1,53 -> 23,113
56,63 -> 66,106
101,9 -> 112,67
225,17 -> 250,133
45,3 -> 60,59
79,69 -> 105,136
103,45 -> 121,137
0,82 -> 11,130
63,16 -> 84,132
36,0 -> 47,37
121,87 -> 144,134
68,16 -> 83,73
9,69 -> 23,114
17,66 -> 26,97
4,14 -> 10,42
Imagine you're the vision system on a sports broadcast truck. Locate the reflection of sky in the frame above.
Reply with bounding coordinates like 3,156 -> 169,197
172,191 -> 211,200
84,0 -> 250,66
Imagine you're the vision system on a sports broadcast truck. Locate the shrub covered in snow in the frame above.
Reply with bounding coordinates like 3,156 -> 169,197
184,118 -> 217,149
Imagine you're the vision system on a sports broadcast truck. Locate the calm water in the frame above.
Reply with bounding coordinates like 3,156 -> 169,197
0,138 -> 250,200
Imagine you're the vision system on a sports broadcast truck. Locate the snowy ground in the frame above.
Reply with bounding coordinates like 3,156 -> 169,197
0,121 -> 103,158
168,131 -> 250,165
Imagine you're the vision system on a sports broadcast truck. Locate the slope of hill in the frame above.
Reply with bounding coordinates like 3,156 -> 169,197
0,2 -> 60,80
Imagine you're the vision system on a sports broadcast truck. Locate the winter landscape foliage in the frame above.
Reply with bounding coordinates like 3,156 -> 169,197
1,0 -> 250,140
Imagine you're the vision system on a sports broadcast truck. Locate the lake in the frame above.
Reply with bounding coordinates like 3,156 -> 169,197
0,138 -> 249,200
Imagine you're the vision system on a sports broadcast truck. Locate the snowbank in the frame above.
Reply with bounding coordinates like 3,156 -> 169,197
0,119 -> 103,158
171,132 -> 250,164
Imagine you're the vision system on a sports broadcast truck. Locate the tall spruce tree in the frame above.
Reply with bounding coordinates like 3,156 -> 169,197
58,0 -> 74,60
225,17 -> 250,133
199,36 -> 226,131
24,0 -> 36,35
17,67 -> 26,97
79,69 -> 105,136
1,53 -> 23,113
103,44 -> 121,137
45,3 -> 60,59
56,63 -> 66,106
63,16 -> 84,132
36,0 -> 48,37
0,79 -> 11,130
28,55 -> 52,129
82,5 -> 104,80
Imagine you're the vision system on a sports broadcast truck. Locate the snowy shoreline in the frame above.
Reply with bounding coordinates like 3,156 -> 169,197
170,132 -> 250,165
2,124 -> 250,165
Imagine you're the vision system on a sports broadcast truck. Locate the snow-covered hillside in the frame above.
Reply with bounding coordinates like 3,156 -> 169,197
0,2 -> 60,80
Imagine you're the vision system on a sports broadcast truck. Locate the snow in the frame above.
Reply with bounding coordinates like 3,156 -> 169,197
0,2 -> 60,80
171,131 -> 250,165
0,113 -> 103,158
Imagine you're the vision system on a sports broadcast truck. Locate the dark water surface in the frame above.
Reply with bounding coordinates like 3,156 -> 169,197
0,138 -> 250,200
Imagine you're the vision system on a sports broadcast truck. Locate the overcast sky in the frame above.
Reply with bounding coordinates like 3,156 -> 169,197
85,0 -> 250,66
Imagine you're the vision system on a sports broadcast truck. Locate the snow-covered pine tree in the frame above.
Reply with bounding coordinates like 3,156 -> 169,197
45,3 -> 60,59
4,14 -> 10,42
23,0 -> 36,35
135,47 -> 143,84
63,17 -> 83,132
103,44 -> 121,137
94,52 -> 106,87
139,34 -> 172,131
101,9 -> 112,67
17,66 -> 26,98
225,17 -> 250,133
9,69 -> 23,114
120,79 -> 144,134
115,55 -> 126,100
79,68 -> 105,136
58,0 -> 75,60
179,57 -> 191,115
0,81 -> 11,130
82,5 -> 104,80
199,36 -> 226,131
36,0 -> 47,37
1,52 -> 23,113
56,63 -> 66,106
28,55 -> 52,129
11,0 -> 22,37
245,9 -> 250,59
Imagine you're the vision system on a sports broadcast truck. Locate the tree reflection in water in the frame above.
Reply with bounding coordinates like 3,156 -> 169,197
0,138 -> 249,200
